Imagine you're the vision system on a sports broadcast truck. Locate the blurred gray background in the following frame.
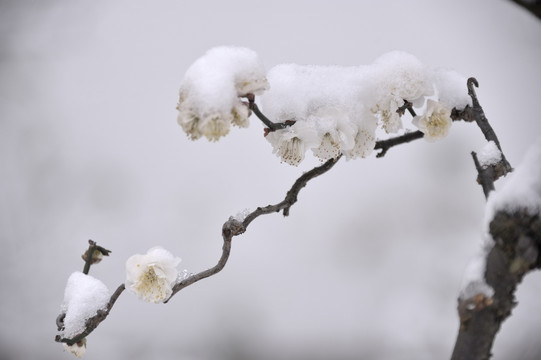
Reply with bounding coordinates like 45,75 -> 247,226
1,0 -> 540,359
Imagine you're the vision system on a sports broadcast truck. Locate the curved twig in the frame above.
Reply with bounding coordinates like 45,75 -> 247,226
166,156 -> 342,301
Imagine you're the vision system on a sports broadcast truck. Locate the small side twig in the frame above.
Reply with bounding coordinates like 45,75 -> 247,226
374,131 -> 424,158
245,93 -> 296,133
465,78 -> 512,197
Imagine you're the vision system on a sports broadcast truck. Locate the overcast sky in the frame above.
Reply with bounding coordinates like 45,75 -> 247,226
1,1 -> 540,359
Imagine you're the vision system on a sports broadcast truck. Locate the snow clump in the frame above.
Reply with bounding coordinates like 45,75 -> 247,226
177,47 -> 471,165
60,272 -> 110,339
176,46 -> 269,141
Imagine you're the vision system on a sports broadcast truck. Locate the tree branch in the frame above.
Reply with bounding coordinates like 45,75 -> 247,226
450,78 -> 524,360
451,210 -> 541,360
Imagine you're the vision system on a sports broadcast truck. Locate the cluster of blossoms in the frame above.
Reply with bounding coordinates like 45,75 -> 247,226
176,46 -> 269,141
176,47 -> 472,164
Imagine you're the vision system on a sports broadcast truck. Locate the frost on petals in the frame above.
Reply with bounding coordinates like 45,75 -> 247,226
176,46 -> 268,141
412,100 -> 452,142
125,247 -> 181,303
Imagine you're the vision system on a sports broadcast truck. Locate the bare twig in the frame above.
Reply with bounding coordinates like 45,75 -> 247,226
167,156 -> 342,301
374,131 -> 424,158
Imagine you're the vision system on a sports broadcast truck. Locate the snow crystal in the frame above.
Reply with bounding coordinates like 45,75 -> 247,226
478,141 -> 502,167
486,137 -> 541,220
60,272 -> 110,339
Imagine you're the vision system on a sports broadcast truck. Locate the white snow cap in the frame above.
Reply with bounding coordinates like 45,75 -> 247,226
60,272 -> 110,339
261,51 -> 469,165
125,246 -> 182,303
177,47 -> 472,165
478,141 -> 502,168
486,137 -> 541,219
176,46 -> 269,141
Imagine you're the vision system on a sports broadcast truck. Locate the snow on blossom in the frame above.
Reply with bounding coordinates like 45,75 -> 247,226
371,51 -> 433,132
60,272 -> 110,339
176,46 -> 268,141
412,100 -> 452,141
310,107 -> 356,161
179,47 -> 471,165
485,137 -> 541,220
478,141 -> 502,168
125,246 -> 181,303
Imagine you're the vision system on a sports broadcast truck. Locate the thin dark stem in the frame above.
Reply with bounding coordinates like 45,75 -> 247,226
82,240 -> 97,275
245,94 -> 296,132
167,156 -> 341,301
397,100 -> 417,117
167,223 -> 234,300
466,78 -> 512,197
244,155 -> 342,223
374,131 -> 424,158
471,151 -> 495,199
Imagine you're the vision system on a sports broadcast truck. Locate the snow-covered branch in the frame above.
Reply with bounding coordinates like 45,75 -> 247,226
451,122 -> 541,359
54,46 -> 536,359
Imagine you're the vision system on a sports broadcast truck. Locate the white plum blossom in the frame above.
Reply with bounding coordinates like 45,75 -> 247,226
412,100 -> 453,142
265,120 -> 320,166
311,108 -> 356,161
345,122 -> 378,160
176,46 -> 269,141
63,340 -> 86,358
125,247 -> 181,303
